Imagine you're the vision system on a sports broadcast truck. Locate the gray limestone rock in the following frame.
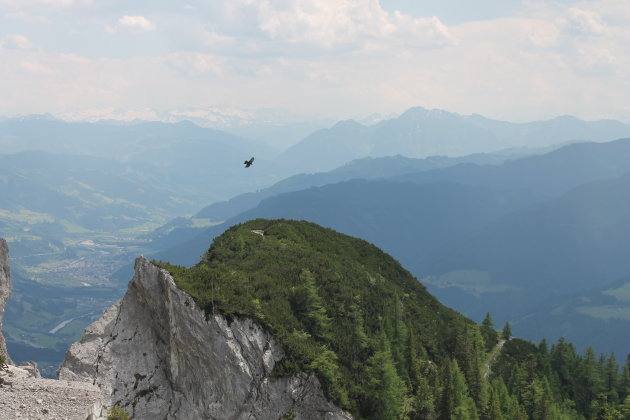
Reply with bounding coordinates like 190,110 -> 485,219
59,257 -> 351,420
19,361 -> 42,378
0,238 -> 12,363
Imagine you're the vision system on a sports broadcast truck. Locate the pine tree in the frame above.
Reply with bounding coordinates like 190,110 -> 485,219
550,337 -> 579,398
451,360 -> 479,420
482,312 -> 494,329
605,354 -> 620,404
481,312 -> 498,352
621,354 -> 630,400
590,393 -> 620,420
291,269 -> 331,340
481,383 -> 503,420
619,394 -> 630,420
577,347 -> 605,414
439,359 -> 456,420
501,321 -> 512,340
362,336 -> 408,420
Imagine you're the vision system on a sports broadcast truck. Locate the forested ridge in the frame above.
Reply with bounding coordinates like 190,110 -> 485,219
156,219 -> 630,419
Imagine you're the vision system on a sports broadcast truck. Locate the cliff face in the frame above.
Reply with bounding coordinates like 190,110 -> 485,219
0,238 -> 11,362
59,257 -> 350,420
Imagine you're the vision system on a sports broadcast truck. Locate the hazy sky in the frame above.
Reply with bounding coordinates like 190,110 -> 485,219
1,0 -> 629,123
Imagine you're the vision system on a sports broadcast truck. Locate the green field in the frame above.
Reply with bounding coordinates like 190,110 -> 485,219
421,269 -> 518,296
575,304 -> 630,320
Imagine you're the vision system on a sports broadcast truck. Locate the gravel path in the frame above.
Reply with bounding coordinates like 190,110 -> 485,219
483,338 -> 506,379
0,364 -> 105,420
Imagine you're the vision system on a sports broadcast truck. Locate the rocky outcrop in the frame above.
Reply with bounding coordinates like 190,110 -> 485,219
0,238 -> 12,362
59,257 -> 351,420
0,364 -> 104,420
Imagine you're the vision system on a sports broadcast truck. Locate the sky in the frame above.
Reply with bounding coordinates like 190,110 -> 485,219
1,0 -> 629,123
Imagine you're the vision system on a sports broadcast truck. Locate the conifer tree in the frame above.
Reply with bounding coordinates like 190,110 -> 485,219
621,354 -> 630,399
362,335 -> 407,420
439,359 -> 455,420
591,393 -> 620,420
482,312 -> 494,329
451,359 -> 479,420
577,347 -> 605,414
606,354 -> 620,404
501,321 -> 512,340
292,269 -> 331,340
481,383 -> 503,420
481,312 -> 498,351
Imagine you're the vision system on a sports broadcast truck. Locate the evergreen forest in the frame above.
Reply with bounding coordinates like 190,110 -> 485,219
156,219 -> 630,420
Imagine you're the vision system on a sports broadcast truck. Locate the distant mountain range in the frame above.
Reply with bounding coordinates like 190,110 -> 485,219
147,146 -> 563,254
391,137 -> 630,195
275,107 -> 630,173
5,108 -> 630,193
192,146 -> 558,224
0,117 -> 281,202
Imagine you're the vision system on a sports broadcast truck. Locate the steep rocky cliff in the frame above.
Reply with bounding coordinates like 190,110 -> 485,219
59,257 -> 350,420
0,238 -> 12,362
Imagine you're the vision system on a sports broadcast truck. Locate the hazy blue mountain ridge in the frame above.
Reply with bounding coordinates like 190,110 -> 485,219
392,137 -> 630,195
151,137 -> 630,255
193,153 -> 513,222
277,107 -> 630,173
0,117 -> 282,203
152,178 -> 543,268
426,170 -> 630,298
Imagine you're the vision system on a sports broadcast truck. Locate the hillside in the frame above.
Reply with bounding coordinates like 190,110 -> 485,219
0,151 -> 200,233
193,151 -> 518,223
420,171 -> 630,355
153,179 -> 542,268
152,219 -> 630,419
513,275 -> 630,359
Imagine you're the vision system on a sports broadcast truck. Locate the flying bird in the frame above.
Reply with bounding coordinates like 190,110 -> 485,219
244,157 -> 255,168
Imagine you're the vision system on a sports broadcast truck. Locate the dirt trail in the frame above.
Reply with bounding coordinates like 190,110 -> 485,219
483,338 -> 506,379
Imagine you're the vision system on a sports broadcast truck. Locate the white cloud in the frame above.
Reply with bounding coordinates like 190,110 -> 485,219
199,29 -> 234,48
20,60 -> 55,75
243,0 -> 453,50
107,15 -> 156,33
564,8 -> 607,36
166,52 -> 227,76
1,34 -> 36,50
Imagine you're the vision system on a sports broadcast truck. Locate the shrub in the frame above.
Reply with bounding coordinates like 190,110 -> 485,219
106,405 -> 130,420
